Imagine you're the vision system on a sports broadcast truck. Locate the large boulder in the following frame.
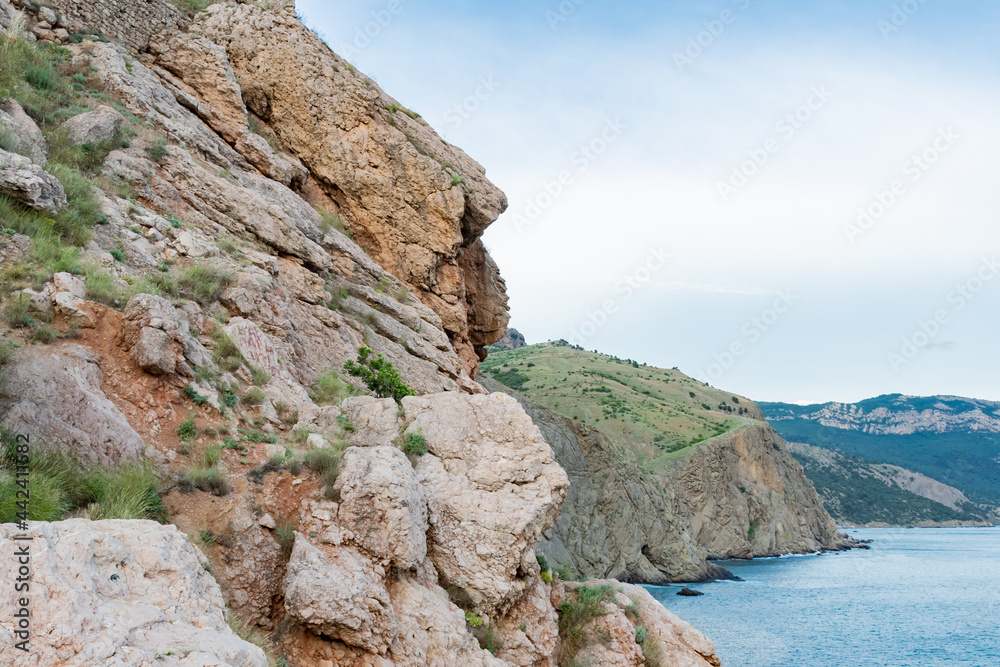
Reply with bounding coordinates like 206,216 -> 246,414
59,105 -> 125,146
0,345 -> 145,465
404,392 -> 569,615
0,147 -> 66,212
0,520 -> 269,667
0,98 -> 47,163
118,293 -> 184,375
283,536 -> 397,654
336,446 -> 428,569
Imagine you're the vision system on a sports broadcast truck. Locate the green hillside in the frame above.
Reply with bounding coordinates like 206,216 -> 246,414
763,418 -> 1000,506
480,341 -> 758,465
788,444 -> 986,526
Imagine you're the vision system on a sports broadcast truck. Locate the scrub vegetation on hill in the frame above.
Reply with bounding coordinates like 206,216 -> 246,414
480,340 -> 754,465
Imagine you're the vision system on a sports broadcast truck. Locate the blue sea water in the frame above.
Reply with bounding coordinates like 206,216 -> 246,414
647,528 -> 1000,667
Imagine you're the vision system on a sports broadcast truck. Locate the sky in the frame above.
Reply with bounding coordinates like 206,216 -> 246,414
297,0 -> 1000,405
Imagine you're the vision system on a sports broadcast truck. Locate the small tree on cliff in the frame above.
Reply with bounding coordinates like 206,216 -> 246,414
344,346 -> 414,403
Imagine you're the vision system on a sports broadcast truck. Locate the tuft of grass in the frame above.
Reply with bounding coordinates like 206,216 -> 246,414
310,369 -> 355,406
212,327 -> 243,372
319,212 -> 348,236
556,584 -> 617,664
83,263 -> 123,307
243,387 -> 266,406
249,364 -> 270,386
202,444 -> 223,468
0,444 -> 164,523
227,615 -> 278,664
30,324 -> 58,344
180,467 -> 231,496
274,522 -> 295,555
636,625 -> 663,667
147,137 -> 168,163
176,263 -> 232,306
3,294 -> 33,327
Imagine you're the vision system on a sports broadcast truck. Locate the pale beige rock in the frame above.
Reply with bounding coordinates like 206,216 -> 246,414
494,576 -> 559,667
340,396 -> 403,447
283,535 -> 397,654
0,97 -> 47,163
0,520 -> 268,667
386,570 -> 508,667
0,345 -> 144,465
0,147 -> 66,212
224,316 -> 313,408
337,446 -> 428,568
405,392 -> 569,615
59,104 -> 125,146
119,293 -> 185,376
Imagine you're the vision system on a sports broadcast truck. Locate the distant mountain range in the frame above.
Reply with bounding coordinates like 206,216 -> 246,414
761,395 -> 1000,525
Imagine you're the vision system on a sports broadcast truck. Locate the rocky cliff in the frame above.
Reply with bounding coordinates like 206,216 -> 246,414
0,2 -> 721,665
481,346 -> 856,582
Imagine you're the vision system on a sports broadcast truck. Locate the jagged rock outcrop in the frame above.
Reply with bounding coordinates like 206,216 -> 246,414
491,327 -> 528,350
560,580 -> 721,667
0,98 -> 47,163
0,520 -> 269,667
670,423 -> 854,559
194,3 -> 510,373
406,392 -> 570,615
0,147 -> 66,212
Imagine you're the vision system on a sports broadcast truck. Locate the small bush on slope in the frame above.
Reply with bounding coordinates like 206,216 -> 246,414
343,346 -> 414,403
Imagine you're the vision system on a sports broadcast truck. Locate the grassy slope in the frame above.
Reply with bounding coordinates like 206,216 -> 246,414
480,342 -> 760,468
762,418 -> 1000,506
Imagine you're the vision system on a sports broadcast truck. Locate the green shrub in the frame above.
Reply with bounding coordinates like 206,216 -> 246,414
109,248 -> 125,262
465,611 -> 483,628
240,428 -> 278,444
183,386 -> 209,405
222,437 -> 242,450
176,264 -> 232,306
177,418 -> 198,441
401,430 -> 427,456
181,467 -> 231,496
344,346 -> 414,403
326,285 -> 350,310
536,553 -> 551,573
0,338 -> 17,366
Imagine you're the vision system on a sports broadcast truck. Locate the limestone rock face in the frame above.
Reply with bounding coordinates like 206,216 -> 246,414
0,98 -> 47,163
0,344 -> 145,465
386,571 -> 508,667
0,520 -> 269,667
336,446 -> 429,569
283,535 -> 398,655
406,392 -> 569,615
0,147 -> 66,212
197,4 -> 510,373
59,104 -> 125,146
